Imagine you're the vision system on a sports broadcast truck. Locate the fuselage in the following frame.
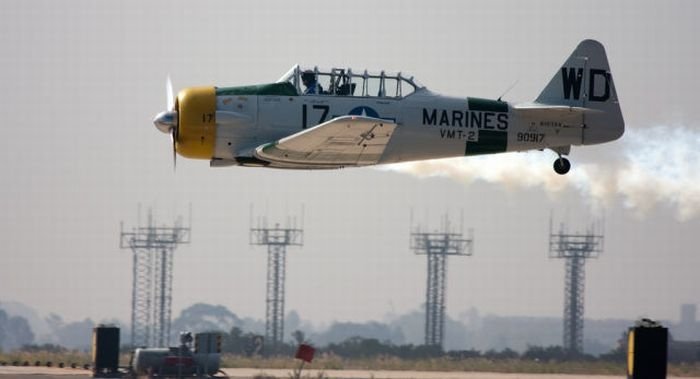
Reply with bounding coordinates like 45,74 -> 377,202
210,86 -> 594,167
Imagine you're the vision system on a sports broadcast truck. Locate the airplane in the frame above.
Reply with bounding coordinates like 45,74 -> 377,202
153,39 -> 623,175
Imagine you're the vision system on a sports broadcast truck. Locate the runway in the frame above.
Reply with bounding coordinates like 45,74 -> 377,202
2,366 -> 700,379
223,368 -> 624,378
0,365 -> 88,378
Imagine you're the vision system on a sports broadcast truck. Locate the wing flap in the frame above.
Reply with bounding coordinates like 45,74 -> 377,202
254,116 -> 397,168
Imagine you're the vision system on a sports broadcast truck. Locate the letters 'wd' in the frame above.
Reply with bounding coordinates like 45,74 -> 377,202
154,40 -> 624,175
561,68 -> 611,102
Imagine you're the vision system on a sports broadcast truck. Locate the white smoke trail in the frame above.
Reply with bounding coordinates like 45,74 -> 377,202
381,126 -> 700,221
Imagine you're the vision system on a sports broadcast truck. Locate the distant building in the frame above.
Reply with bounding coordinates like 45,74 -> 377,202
672,304 -> 700,341
681,304 -> 697,326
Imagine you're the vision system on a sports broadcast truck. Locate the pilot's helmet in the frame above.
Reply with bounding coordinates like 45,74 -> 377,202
301,70 -> 317,85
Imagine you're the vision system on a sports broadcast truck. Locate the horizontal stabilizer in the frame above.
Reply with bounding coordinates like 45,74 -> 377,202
513,103 -> 601,114
513,103 -> 601,127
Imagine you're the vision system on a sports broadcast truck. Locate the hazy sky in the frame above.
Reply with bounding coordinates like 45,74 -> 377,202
0,0 -> 698,329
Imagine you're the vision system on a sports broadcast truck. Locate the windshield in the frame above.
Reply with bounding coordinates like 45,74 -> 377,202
277,65 -> 424,98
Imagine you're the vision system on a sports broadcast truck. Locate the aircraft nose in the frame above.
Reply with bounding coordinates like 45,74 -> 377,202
153,111 -> 178,134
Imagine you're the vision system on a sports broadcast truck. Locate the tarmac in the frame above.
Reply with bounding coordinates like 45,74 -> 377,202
1,366 -> 699,379
0,365 -> 89,378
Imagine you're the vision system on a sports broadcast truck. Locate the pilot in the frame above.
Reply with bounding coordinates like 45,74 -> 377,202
302,70 -> 323,95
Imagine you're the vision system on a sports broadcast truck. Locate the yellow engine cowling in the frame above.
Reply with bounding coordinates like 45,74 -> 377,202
176,86 -> 217,159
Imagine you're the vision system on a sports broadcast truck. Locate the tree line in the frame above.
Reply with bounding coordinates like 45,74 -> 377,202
217,327 -> 699,363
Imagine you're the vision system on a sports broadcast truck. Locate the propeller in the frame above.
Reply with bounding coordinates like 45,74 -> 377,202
167,75 -> 176,171
153,75 -> 179,171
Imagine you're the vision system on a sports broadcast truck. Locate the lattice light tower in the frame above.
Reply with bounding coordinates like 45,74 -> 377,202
411,216 -> 473,349
250,217 -> 303,353
549,222 -> 603,355
120,208 -> 190,348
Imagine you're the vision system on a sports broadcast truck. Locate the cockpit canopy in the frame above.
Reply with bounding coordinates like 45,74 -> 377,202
277,65 -> 425,98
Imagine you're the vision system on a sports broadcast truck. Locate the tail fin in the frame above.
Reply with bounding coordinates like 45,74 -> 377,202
536,39 -> 624,144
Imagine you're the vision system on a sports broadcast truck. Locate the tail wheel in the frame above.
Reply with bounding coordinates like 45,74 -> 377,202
553,157 -> 571,175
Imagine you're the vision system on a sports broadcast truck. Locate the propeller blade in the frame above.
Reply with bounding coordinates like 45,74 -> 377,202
166,75 -> 174,111
170,128 -> 177,171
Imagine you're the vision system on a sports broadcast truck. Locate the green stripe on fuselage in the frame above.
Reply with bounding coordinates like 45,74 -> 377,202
216,82 -> 298,96
463,98 -> 508,155
467,97 -> 508,113
465,130 -> 508,155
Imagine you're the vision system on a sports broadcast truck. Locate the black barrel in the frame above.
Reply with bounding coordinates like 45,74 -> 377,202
627,321 -> 668,379
92,325 -> 120,376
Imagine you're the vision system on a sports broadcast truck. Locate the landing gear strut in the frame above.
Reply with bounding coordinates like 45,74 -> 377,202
553,156 -> 571,175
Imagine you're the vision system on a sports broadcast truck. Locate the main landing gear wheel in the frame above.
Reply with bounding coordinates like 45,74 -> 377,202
553,157 -> 571,175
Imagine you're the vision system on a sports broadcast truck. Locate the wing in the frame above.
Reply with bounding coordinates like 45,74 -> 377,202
254,116 -> 397,169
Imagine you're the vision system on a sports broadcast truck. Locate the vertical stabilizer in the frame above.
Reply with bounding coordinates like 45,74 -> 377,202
536,40 -> 624,144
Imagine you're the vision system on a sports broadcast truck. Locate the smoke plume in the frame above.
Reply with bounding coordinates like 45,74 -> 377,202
381,126 -> 700,221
